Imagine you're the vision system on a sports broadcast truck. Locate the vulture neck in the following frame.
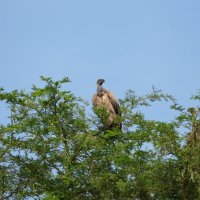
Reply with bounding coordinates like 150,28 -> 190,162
96,84 -> 105,95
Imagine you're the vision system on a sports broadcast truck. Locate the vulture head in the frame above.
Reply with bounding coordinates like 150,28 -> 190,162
92,79 -> 121,130
96,79 -> 105,85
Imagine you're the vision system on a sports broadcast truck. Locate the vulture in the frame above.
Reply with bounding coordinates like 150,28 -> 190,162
92,79 -> 121,130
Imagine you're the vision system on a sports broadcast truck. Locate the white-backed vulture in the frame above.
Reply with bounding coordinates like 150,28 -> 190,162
92,79 -> 121,130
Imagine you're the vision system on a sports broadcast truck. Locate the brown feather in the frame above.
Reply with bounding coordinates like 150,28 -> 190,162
107,91 -> 120,115
92,90 -> 121,129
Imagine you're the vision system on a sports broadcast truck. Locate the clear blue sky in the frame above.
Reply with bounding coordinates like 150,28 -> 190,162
1,0 -> 200,122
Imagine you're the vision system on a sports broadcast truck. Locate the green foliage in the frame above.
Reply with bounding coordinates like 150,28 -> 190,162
0,77 -> 200,199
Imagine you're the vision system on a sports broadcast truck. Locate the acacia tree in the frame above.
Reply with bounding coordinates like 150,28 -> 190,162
0,77 -> 200,200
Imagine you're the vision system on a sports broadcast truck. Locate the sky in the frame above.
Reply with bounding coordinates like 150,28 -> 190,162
0,0 -> 200,122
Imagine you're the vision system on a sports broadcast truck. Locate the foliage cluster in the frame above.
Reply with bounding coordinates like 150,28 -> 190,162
0,77 -> 200,199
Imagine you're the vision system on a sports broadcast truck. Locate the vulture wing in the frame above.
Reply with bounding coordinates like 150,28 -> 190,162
107,91 -> 120,115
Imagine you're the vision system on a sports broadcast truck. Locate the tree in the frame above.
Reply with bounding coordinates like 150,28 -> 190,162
0,77 -> 200,199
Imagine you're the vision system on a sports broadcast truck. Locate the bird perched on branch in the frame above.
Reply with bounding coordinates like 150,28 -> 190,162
92,79 -> 121,130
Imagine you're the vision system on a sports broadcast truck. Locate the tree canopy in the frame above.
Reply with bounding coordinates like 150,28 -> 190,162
0,77 -> 200,200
